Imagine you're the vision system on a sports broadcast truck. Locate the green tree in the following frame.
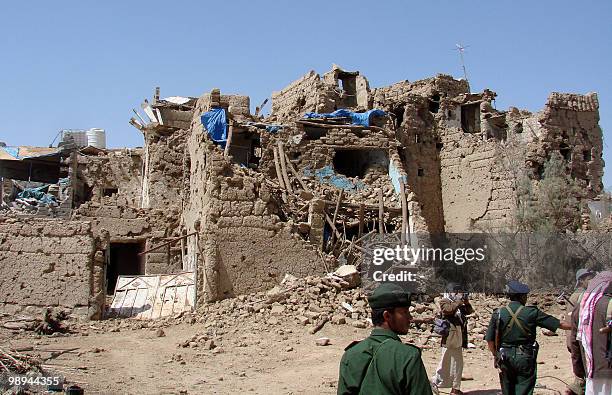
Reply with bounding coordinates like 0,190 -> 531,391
516,152 -> 582,232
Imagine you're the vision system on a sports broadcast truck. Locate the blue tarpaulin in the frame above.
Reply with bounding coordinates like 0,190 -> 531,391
303,109 -> 386,127
17,185 -> 57,205
200,108 -> 227,145
302,166 -> 365,193
2,147 -> 19,158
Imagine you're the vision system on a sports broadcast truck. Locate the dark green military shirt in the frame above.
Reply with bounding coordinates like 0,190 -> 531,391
338,328 -> 432,395
485,301 -> 561,346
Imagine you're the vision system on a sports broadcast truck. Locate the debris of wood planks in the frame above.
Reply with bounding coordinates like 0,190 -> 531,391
309,317 -> 329,334
272,147 -> 287,202
283,151 -> 310,192
277,141 -> 293,194
0,347 -> 42,374
132,108 -> 147,125
358,203 -> 364,241
331,189 -> 344,245
255,98 -> 269,117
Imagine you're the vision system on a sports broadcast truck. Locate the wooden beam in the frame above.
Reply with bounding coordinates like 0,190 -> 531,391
129,118 -> 144,131
378,188 -> 384,234
272,147 -> 287,202
132,109 -> 147,125
331,189 -> 344,245
283,151 -> 310,192
255,98 -> 268,117
138,231 -> 198,256
272,147 -> 285,189
358,203 -> 364,241
320,199 -> 402,213
224,123 -> 234,158
277,141 -> 293,194
324,212 -> 342,240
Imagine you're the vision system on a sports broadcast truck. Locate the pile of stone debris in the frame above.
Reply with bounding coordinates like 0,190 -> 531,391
186,268 -> 563,350
1,270 -> 563,353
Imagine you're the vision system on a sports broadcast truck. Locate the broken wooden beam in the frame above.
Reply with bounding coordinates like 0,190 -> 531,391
255,98 -> 269,117
132,109 -> 147,125
277,141 -> 293,194
272,147 -> 285,189
320,199 -> 401,213
331,189 -> 344,245
378,188 -> 384,234
358,203 -> 364,241
283,151 -> 310,192
224,123 -> 234,158
129,118 -> 144,131
324,212 -> 342,240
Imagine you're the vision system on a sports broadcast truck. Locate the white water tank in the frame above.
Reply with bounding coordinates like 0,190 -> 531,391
86,128 -> 106,149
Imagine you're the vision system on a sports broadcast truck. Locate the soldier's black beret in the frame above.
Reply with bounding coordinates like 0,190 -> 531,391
368,283 -> 412,309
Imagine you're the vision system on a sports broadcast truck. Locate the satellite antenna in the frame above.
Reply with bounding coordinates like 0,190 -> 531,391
454,43 -> 470,82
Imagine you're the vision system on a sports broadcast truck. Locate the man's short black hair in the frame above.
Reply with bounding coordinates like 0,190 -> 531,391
509,293 -> 528,302
372,308 -> 394,326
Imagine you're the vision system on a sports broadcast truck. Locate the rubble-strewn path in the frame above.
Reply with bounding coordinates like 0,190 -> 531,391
1,292 -> 574,394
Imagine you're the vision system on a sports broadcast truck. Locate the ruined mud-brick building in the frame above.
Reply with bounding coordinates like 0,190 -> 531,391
0,65 -> 604,319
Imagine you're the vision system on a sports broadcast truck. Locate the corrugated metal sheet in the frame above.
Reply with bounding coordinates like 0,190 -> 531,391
108,272 -> 195,319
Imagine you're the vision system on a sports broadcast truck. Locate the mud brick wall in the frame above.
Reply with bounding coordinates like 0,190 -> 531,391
73,201 -> 182,274
534,92 -> 603,194
184,108 -> 326,303
0,218 -> 104,317
78,149 -> 143,207
141,128 -> 189,210
372,75 -> 469,105
271,70 -> 337,121
196,92 -> 251,117
157,107 -> 194,130
438,125 -> 513,232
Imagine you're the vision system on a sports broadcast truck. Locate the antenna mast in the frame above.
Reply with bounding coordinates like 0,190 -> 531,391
455,43 -> 469,82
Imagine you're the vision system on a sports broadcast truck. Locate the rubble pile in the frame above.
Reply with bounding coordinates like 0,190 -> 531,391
185,274 -> 564,351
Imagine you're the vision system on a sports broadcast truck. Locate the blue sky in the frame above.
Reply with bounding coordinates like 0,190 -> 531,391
1,1 -> 610,186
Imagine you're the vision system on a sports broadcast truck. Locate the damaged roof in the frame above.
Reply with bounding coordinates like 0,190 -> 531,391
0,146 -> 61,161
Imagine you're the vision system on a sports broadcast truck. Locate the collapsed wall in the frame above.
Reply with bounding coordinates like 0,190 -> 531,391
371,75 -> 471,234
0,218 -> 106,318
184,93 -> 326,303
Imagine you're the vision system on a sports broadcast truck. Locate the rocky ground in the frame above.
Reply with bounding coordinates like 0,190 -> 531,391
0,276 -> 574,394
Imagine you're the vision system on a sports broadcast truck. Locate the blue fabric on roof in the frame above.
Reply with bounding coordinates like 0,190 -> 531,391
302,109 -> 386,127
200,108 -> 227,145
2,147 -> 20,159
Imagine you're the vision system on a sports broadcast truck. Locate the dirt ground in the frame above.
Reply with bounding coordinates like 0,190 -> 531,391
0,316 -> 574,395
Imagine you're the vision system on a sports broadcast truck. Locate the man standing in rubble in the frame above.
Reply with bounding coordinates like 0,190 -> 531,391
432,283 -> 474,395
337,282 -> 433,395
571,271 -> 612,395
565,268 -> 595,395
485,280 -> 572,395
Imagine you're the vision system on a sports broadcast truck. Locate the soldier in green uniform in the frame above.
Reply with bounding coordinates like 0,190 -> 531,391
485,280 -> 572,395
337,283 -> 433,395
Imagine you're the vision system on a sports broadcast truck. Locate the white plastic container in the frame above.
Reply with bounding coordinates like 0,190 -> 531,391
86,128 -> 106,149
